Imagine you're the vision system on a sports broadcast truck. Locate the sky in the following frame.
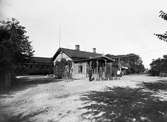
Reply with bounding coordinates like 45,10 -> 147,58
1,0 -> 167,68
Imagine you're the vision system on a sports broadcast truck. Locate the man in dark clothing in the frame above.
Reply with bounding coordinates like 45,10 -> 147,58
88,66 -> 93,81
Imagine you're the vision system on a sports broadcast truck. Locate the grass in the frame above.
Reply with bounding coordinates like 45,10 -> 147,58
80,87 -> 167,122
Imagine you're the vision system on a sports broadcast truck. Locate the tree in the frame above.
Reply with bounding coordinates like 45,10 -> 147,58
155,10 -> 167,42
0,18 -> 34,89
120,54 -> 145,74
53,58 -> 72,79
150,56 -> 167,76
150,11 -> 167,76
128,54 -> 145,73
106,53 -> 145,74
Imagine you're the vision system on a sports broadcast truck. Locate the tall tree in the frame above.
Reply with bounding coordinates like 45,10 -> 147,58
0,18 -> 34,89
150,11 -> 167,76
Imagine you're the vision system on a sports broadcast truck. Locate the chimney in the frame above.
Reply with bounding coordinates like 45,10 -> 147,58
93,48 -> 96,53
75,45 -> 80,51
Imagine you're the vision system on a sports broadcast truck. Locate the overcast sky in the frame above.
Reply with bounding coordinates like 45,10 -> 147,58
1,0 -> 167,68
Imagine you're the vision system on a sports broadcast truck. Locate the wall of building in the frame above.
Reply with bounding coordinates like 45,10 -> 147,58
53,52 -> 72,65
17,62 -> 53,75
72,62 -> 88,79
53,52 -> 89,79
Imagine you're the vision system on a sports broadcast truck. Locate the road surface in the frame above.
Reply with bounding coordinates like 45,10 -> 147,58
0,74 -> 167,122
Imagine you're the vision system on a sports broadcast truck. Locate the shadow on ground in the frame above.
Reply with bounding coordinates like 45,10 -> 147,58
0,108 -> 49,122
142,80 -> 167,91
15,76 -> 60,85
0,77 -> 65,122
80,87 -> 167,122
0,77 -> 62,95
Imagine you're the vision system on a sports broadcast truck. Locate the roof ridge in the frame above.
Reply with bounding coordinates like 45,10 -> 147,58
32,56 -> 51,59
60,47 -> 102,55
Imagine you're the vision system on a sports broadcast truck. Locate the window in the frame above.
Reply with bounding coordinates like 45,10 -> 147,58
78,65 -> 83,73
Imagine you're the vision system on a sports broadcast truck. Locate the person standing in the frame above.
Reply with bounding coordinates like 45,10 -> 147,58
99,67 -> 103,80
117,69 -> 121,80
64,65 -> 69,81
88,66 -> 93,81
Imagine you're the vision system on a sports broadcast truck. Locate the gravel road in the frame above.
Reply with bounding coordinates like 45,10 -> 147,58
0,74 -> 167,122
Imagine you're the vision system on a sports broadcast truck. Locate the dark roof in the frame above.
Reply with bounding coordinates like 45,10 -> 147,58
31,57 -> 52,63
106,53 -> 137,59
74,55 -> 115,63
89,56 -> 114,62
53,48 -> 103,61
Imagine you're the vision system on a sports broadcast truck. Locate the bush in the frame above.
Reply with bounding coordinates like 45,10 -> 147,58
53,58 -> 72,79
149,56 -> 167,76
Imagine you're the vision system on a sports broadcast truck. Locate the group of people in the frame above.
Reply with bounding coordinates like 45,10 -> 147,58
63,64 -> 122,81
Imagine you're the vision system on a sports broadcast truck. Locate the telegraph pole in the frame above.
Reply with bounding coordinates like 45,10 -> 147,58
59,24 -> 61,48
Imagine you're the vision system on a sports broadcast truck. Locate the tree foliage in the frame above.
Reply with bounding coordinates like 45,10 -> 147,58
107,53 -> 145,74
54,58 -> 72,79
150,11 -> 167,76
127,54 -> 145,74
120,54 -> 145,74
150,55 -> 167,76
155,10 -> 167,42
0,18 -> 34,72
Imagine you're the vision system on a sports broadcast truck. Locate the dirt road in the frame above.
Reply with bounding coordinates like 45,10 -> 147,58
0,74 -> 167,122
